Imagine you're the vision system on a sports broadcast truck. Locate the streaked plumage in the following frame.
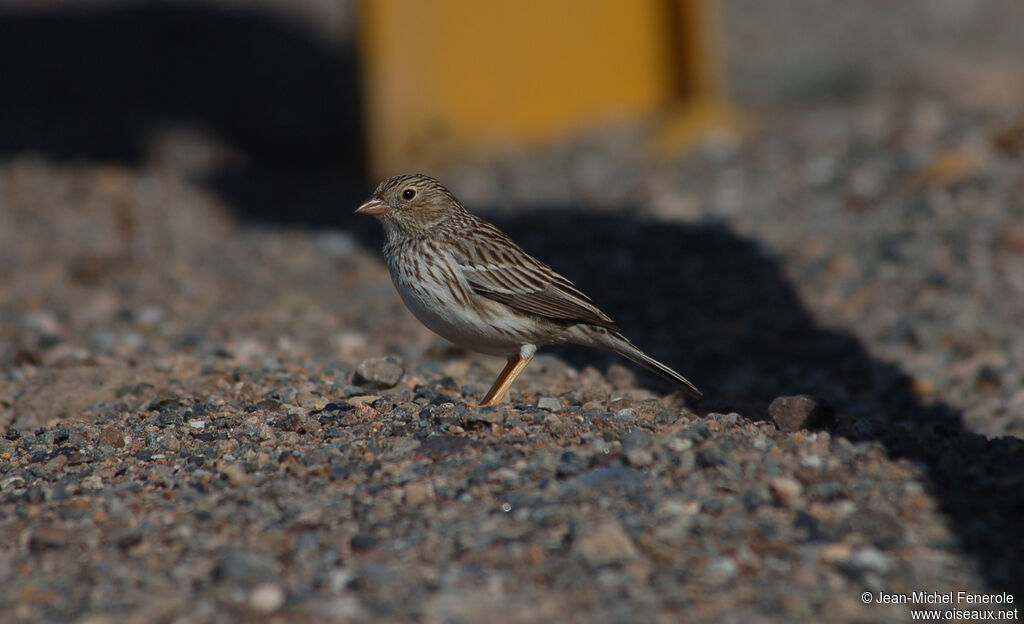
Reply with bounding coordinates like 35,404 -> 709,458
356,173 -> 701,405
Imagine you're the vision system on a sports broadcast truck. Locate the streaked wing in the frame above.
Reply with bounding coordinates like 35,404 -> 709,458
453,221 -> 619,330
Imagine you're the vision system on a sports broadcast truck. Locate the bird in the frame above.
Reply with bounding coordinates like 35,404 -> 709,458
355,173 -> 702,406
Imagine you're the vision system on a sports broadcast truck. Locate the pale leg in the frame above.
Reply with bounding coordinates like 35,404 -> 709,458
479,348 -> 535,407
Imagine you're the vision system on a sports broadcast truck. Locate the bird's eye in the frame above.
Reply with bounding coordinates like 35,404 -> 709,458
402,188 -> 416,200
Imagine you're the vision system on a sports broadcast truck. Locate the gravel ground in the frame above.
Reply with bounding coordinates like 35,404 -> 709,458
2,3 -> 1024,623
2,95 -> 1022,622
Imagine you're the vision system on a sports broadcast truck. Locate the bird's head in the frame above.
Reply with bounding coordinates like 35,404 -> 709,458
356,174 -> 463,237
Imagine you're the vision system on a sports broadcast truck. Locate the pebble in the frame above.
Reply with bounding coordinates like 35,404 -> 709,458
537,397 -> 562,411
624,447 -> 654,467
574,519 -> 639,566
221,464 -> 248,486
350,534 -> 377,552
705,556 -> 739,583
485,467 -> 519,484
820,543 -> 853,564
567,466 -> 646,492
695,448 -> 727,468
30,526 -> 70,551
354,357 -> 404,389
769,477 -> 804,506
248,582 -> 286,613
215,550 -> 279,586
556,451 -> 586,478
345,395 -> 381,407
768,395 -> 836,432
849,547 -> 892,576
97,427 -> 125,448
467,406 -> 505,425
404,481 -> 433,505
43,454 -> 68,473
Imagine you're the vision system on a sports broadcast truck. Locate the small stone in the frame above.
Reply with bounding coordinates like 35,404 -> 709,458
695,448 -> 727,468
274,412 -> 317,433
849,547 -> 891,575
155,432 -> 181,453
485,467 -> 519,484
769,477 -> 804,506
404,481 -> 433,505
215,550 -> 278,586
98,427 -> 125,448
705,556 -> 738,582
217,438 -> 240,458
25,485 -> 48,504
568,466 -> 645,491
188,420 -> 205,430
249,582 -> 286,613
298,393 -> 330,410
415,435 -> 481,459
621,430 -> 653,450
30,526 -> 70,551
113,528 -> 144,549
350,533 -> 377,552
543,413 -> 567,435
44,453 -> 68,473
683,423 -> 711,442
843,510 -> 903,548
624,447 -> 654,467
353,357 -> 404,389
574,519 -> 639,566
344,395 -> 381,407
537,397 -> 561,411
613,408 -> 637,423
768,395 -> 835,432
466,406 -> 505,425
556,451 -> 586,478
67,430 -> 89,449
221,464 -> 249,486
820,542 -> 852,564
606,364 -> 637,388
701,497 -> 724,514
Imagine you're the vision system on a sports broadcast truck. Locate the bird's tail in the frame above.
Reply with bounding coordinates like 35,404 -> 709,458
570,327 -> 702,399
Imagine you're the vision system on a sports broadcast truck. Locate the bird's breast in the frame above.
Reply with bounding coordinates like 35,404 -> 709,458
385,244 -> 534,355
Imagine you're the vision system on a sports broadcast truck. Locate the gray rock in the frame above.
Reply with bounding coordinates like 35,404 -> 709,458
537,396 -> 561,411
768,395 -> 835,431
695,448 -> 727,468
624,447 -> 654,467
568,466 -> 646,491
849,547 -> 892,575
214,550 -> 280,586
574,519 -> 638,566
556,451 -> 586,478
353,356 -> 404,389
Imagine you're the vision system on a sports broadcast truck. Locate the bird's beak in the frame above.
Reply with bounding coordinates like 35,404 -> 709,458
355,198 -> 389,216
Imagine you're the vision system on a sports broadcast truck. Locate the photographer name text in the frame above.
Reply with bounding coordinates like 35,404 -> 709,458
867,591 -> 1014,605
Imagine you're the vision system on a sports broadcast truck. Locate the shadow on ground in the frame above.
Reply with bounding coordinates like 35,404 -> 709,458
4,0 -> 1021,600
209,174 -> 1024,596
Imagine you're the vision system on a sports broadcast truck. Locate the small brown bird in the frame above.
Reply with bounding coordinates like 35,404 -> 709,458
356,174 -> 701,406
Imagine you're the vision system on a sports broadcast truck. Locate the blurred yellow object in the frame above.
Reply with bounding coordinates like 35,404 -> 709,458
359,0 -> 736,177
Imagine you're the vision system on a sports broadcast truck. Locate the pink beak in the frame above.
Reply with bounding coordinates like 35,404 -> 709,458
355,198 -> 389,215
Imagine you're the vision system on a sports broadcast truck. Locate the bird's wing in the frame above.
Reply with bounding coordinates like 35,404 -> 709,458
452,223 -> 619,330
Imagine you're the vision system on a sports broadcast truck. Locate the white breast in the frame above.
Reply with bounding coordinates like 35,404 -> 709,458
386,248 -> 535,356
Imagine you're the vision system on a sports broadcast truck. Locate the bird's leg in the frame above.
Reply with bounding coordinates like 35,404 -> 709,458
478,346 -> 536,407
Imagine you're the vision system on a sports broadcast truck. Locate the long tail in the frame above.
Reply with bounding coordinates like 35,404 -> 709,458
571,327 -> 702,399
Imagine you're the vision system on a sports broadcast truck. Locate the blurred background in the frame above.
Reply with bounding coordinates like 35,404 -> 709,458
2,0 -> 1023,195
